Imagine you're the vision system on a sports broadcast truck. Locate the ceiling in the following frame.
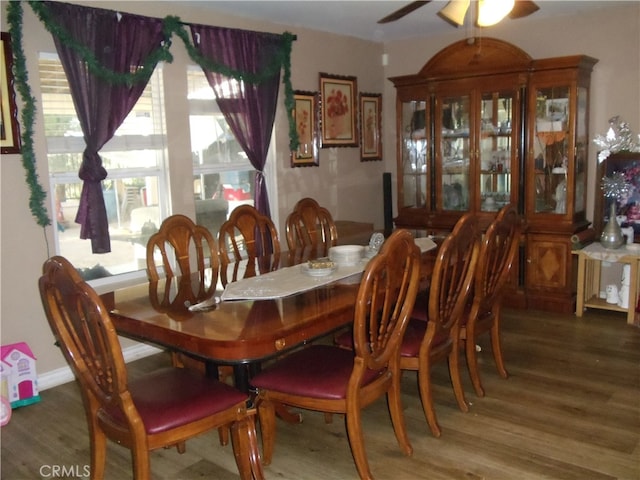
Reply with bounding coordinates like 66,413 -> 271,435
177,1 -> 623,42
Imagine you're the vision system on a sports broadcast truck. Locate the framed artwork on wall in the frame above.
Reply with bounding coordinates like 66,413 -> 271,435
1,32 -> 21,154
359,93 -> 382,161
291,90 -> 319,167
319,73 -> 358,148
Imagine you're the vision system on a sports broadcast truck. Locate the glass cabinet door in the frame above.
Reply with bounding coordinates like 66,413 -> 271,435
574,86 -> 588,215
401,100 -> 428,209
532,85 -> 570,214
438,94 -> 470,211
479,90 -> 516,212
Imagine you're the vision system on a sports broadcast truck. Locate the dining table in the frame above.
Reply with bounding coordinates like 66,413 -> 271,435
108,236 -> 438,394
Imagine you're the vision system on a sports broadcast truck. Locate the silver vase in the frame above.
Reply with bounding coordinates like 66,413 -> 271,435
601,202 -> 624,249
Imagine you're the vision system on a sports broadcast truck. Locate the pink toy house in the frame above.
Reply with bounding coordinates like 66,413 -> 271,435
1,342 -> 41,408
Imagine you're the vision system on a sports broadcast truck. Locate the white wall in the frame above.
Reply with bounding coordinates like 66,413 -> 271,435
1,1 -> 638,385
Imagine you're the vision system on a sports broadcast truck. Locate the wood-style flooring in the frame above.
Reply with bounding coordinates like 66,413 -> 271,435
2,308 -> 639,479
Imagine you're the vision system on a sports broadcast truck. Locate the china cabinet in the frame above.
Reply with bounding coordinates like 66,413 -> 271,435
390,38 -> 597,312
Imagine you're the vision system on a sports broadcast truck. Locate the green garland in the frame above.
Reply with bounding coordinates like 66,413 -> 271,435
6,2 -> 50,227
29,1 -> 175,87
5,0 -> 298,229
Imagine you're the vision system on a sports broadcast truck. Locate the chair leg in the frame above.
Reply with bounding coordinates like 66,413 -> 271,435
387,374 -> 413,456
219,426 -> 230,446
275,402 -> 303,424
130,446 -> 151,480
88,425 -> 107,480
417,363 -> 441,438
490,322 -> 508,379
230,413 -> 265,480
256,398 -> 277,465
345,404 -> 374,480
448,342 -> 469,413
465,332 -> 486,398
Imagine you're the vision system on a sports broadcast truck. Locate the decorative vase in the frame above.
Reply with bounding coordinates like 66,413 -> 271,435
600,202 -> 624,249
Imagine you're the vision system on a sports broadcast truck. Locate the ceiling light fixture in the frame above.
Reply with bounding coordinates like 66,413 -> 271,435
438,0 -> 515,28
476,0 -> 515,27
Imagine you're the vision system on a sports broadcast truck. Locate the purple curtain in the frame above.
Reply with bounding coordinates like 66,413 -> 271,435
45,1 -> 166,253
189,25 -> 283,218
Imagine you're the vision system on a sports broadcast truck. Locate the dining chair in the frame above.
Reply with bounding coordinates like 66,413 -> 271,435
399,213 -> 480,438
146,214 -> 220,374
459,204 -> 520,397
285,197 -> 338,257
251,229 -> 421,479
218,204 -> 281,286
146,213 -> 218,302
38,256 -> 264,480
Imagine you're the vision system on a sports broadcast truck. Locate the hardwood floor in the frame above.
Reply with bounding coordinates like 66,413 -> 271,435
2,308 -> 639,479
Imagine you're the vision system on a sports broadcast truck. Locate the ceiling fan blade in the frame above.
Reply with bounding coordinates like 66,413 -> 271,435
508,1 -> 540,19
377,1 -> 432,24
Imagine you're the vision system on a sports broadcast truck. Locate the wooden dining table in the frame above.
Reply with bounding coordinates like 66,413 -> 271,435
108,239 -> 438,394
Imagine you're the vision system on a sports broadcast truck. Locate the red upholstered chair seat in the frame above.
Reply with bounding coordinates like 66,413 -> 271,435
102,367 -> 247,435
251,345 -> 382,400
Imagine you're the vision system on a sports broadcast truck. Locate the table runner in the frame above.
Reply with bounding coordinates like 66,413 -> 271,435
220,261 -> 366,301
220,236 -> 437,301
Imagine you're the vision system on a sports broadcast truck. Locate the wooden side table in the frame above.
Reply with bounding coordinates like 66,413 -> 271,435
575,242 -> 640,325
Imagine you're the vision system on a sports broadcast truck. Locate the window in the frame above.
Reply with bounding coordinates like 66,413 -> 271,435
39,54 -> 169,280
187,67 -> 256,238
39,59 -> 276,285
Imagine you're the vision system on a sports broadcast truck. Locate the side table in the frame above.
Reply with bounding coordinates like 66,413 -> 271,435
575,242 -> 640,325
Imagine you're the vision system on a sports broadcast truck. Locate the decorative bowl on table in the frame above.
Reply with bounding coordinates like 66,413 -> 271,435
329,245 -> 364,266
302,258 -> 337,277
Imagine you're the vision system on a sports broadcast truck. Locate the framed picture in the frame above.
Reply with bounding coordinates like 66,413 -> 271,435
291,90 -> 319,167
1,32 -> 21,154
359,93 -> 382,161
319,73 -> 358,148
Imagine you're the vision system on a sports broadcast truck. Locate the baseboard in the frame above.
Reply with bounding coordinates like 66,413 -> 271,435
37,343 -> 164,391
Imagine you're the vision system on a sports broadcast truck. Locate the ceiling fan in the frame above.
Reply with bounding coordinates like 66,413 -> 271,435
378,0 -> 540,27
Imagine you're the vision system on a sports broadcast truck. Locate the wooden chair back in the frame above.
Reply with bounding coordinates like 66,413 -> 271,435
39,256 -> 129,420
218,205 -> 281,285
353,228 -> 422,372
285,197 -> 338,256
428,213 -> 480,337
472,204 -> 520,314
146,214 -> 218,286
